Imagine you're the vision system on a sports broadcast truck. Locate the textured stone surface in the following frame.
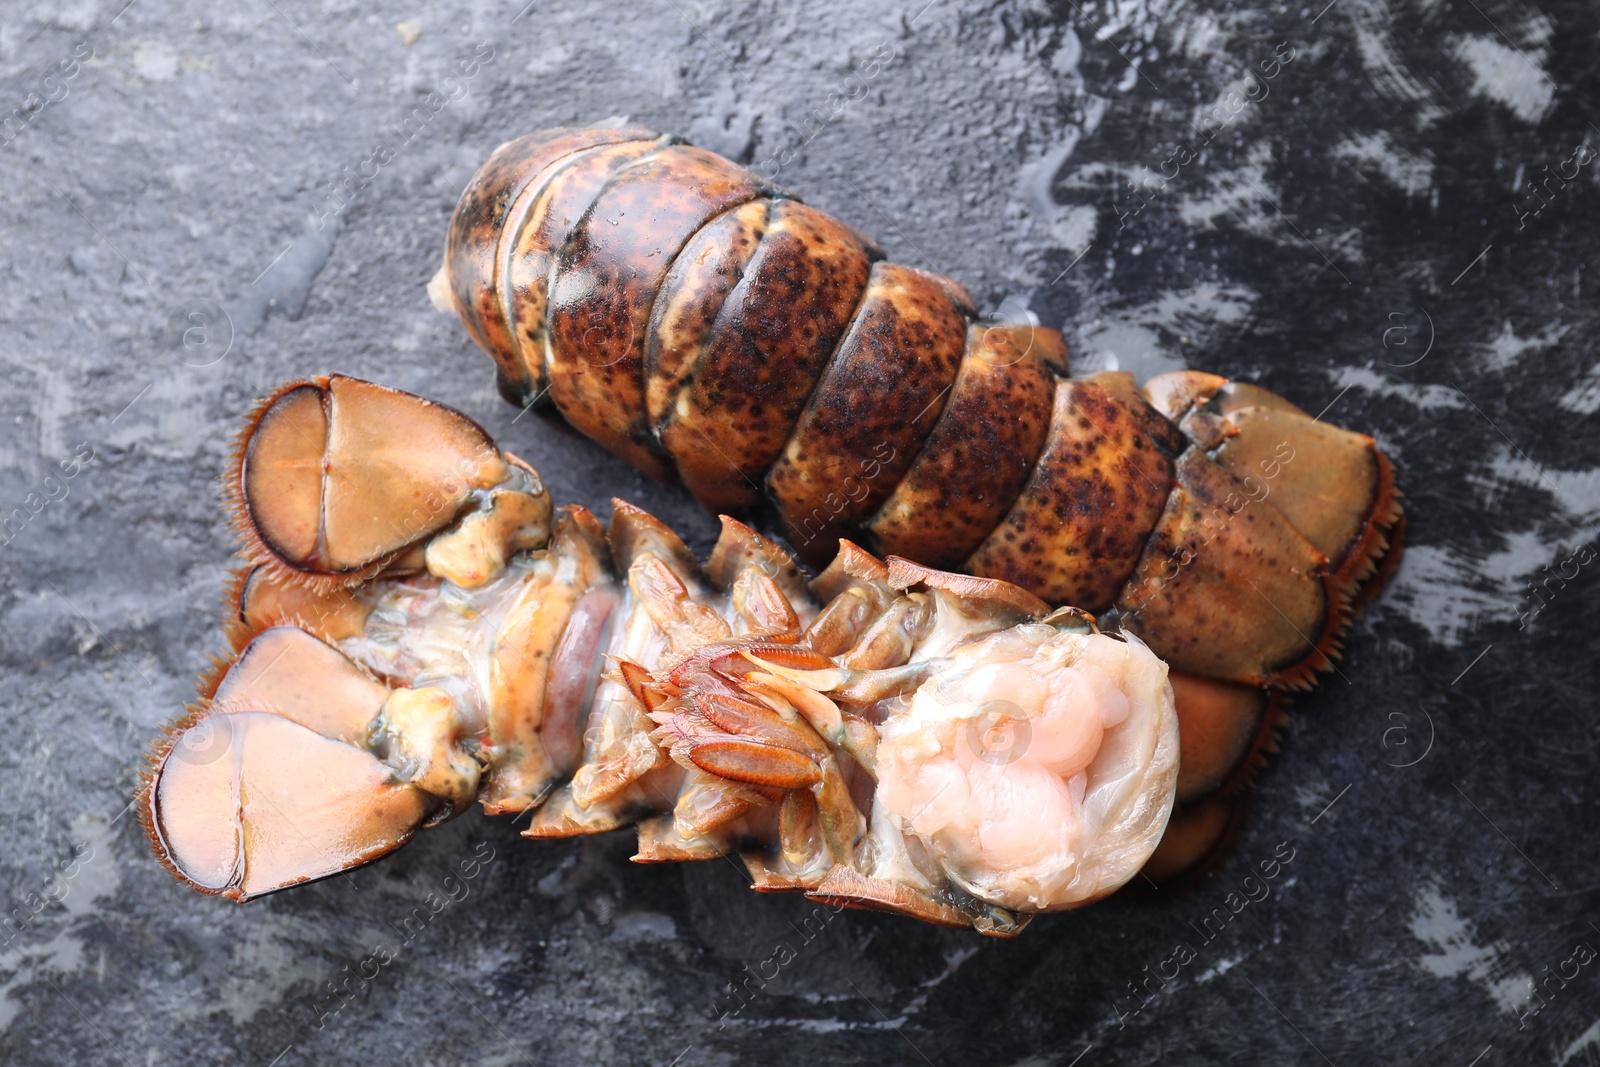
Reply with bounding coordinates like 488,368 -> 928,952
1,0 -> 1596,1063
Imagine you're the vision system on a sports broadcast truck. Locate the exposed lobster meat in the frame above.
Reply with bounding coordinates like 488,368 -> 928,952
140,377 -> 1179,935
428,125 -> 1404,861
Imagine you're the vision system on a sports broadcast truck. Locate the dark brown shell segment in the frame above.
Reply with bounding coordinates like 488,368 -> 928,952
445,127 -> 662,400
500,137 -> 673,407
547,145 -> 785,480
651,199 -> 881,513
766,261 -> 974,562
1116,447 -> 1329,685
645,200 -> 772,436
1090,369 -> 1190,458
866,324 -> 1059,568
963,377 -> 1175,611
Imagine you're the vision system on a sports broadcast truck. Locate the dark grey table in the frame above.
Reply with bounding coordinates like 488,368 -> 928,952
1,0 -> 1595,1063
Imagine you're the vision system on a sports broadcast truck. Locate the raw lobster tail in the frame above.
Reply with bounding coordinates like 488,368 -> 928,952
432,126 -> 1402,850
139,128 -> 1407,929
140,376 -> 1180,935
